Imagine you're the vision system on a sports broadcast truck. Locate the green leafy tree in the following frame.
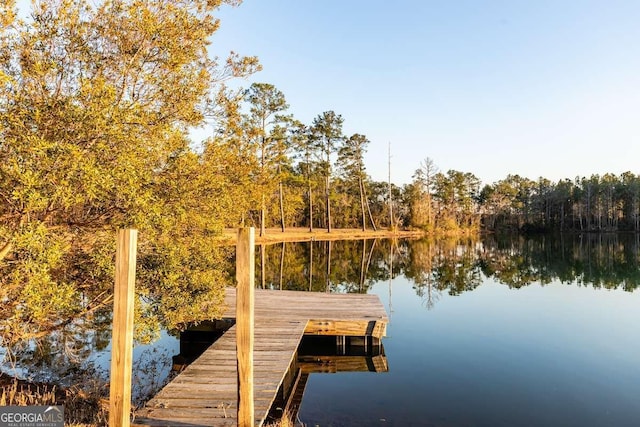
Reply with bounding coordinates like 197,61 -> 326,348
433,170 -> 480,233
310,111 -> 344,232
289,120 -> 318,231
0,0 -> 258,346
338,133 -> 376,231
207,86 -> 260,227
243,83 -> 289,235
620,172 -> 640,231
409,158 -> 439,230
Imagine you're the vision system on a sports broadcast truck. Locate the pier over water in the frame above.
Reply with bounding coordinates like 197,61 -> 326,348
134,287 -> 388,426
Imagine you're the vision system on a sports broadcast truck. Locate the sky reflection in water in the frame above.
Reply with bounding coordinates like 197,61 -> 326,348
298,238 -> 640,427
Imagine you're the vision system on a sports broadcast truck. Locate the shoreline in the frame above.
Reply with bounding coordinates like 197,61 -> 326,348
222,227 -> 425,245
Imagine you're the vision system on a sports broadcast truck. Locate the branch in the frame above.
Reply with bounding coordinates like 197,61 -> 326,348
1,216 -> 26,261
0,241 -> 12,262
2,292 -> 115,345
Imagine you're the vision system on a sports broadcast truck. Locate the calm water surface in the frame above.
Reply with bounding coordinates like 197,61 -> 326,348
293,236 -> 640,427
3,234 -> 640,426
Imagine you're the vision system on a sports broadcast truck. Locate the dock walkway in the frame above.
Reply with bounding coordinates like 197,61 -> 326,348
135,288 -> 388,426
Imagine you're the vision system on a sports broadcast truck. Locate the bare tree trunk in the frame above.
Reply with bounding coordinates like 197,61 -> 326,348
308,179 -> 313,232
260,243 -> 266,289
359,240 -> 367,292
359,177 -> 366,231
362,180 -> 377,231
598,202 -> 603,230
579,205 -> 584,231
388,239 -> 394,318
278,179 -> 285,232
306,156 -> 314,233
365,239 -> 376,281
426,193 -> 433,229
279,242 -> 285,290
260,134 -> 266,237
636,195 -> 640,232
326,175 -> 332,233
260,195 -> 266,237
586,186 -> 591,230
309,241 -> 314,291
326,241 -> 332,292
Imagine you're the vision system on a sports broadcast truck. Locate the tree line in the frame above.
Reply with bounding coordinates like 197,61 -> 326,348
209,96 -> 490,235
404,165 -> 640,234
478,173 -> 640,232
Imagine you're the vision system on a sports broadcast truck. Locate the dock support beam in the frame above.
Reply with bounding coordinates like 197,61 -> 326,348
236,228 -> 255,427
109,229 -> 138,427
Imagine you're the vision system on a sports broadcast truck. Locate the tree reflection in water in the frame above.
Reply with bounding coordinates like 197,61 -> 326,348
3,233 -> 639,405
257,233 -> 640,299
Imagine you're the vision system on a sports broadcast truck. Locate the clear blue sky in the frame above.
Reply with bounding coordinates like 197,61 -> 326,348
209,0 -> 640,186
14,0 -> 640,186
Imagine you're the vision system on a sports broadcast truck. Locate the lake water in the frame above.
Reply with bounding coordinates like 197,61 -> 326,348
287,235 -> 640,427
301,279 -> 640,426
3,234 -> 639,426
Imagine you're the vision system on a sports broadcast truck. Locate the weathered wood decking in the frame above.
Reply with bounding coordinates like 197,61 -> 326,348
134,288 -> 388,427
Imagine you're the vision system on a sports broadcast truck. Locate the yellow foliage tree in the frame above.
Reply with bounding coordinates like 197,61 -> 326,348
0,0 -> 259,348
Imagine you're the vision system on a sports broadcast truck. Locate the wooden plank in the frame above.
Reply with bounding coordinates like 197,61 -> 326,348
298,355 -> 389,374
372,354 -> 389,373
143,397 -> 274,408
299,356 -> 367,374
134,420 -> 237,427
305,320 -> 382,337
223,287 -> 389,318
110,229 -> 138,427
140,318 -> 307,427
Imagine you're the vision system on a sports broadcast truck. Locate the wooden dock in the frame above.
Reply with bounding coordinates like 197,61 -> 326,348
134,288 -> 388,427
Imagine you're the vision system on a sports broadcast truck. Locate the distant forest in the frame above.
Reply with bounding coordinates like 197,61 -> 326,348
405,168 -> 640,234
190,84 -> 640,236
209,91 -> 640,235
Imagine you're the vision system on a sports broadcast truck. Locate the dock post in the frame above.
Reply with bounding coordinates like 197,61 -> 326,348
109,229 -> 138,427
236,227 -> 255,427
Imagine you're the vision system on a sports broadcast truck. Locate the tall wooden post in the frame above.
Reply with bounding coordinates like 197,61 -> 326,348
236,227 -> 255,427
109,229 -> 138,427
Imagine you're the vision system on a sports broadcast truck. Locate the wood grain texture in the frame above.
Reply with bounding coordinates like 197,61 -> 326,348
110,229 -> 138,427
236,228 -> 255,427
